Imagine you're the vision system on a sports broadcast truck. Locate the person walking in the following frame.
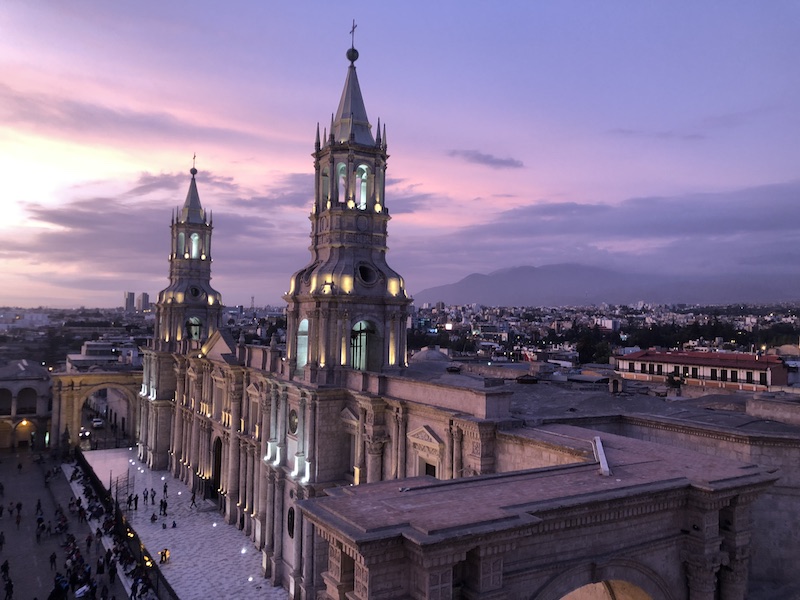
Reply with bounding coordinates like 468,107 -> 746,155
133,495 -> 139,511
142,489 -> 149,505
49,552 -> 57,570
0,531 -> 4,551
190,491 -> 196,508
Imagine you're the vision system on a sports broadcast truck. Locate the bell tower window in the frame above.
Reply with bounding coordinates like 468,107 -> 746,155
190,233 -> 201,259
351,320 -> 378,371
296,319 -> 309,369
355,165 -> 369,209
337,163 -> 347,204
177,232 -> 185,257
186,317 -> 202,340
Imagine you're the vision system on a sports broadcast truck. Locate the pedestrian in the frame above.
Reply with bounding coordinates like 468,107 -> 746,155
163,481 -> 168,497
35,499 -> 42,516
14,514 -> 20,530
49,552 -> 57,570
16,462 -> 21,474
150,488 -> 155,505
3,577 -> 12,600
143,489 -> 149,505
190,491 -> 196,508
133,494 -> 138,511
163,499 -> 168,515
0,531 -> 4,551
46,521 -> 52,536
0,504 -> 3,519
14,502 -> 21,517
86,533 -> 93,553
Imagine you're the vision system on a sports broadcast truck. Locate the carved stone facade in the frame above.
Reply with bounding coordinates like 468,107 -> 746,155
126,46 -> 795,600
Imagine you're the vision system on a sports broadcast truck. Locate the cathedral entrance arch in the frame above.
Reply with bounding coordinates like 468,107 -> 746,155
52,372 -> 141,450
210,436 -> 223,500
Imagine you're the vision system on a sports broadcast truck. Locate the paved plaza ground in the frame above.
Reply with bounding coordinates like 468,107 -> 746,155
0,446 -> 288,600
79,447 -> 288,600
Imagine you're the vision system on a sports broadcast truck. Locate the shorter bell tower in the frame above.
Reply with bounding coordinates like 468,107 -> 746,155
139,166 -> 223,469
284,44 -> 412,383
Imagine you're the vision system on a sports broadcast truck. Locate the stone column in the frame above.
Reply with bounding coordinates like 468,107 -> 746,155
397,407 -> 407,479
452,427 -> 463,479
264,469 -> 276,573
301,511 -> 315,599
291,490 -> 304,594
237,441 -> 247,527
366,440 -> 384,484
227,433 -> 240,525
245,446 -> 255,532
271,473 -> 285,586
354,407 -> 366,484
305,399 -> 316,483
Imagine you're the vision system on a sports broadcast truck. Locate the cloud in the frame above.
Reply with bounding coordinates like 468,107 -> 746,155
607,128 -> 706,142
0,82 -> 266,148
446,150 -> 524,169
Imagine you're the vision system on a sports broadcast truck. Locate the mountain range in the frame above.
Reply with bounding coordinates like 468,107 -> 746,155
412,264 -> 800,307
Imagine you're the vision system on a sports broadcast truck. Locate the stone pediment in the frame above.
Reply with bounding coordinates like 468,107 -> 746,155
340,407 -> 358,424
245,382 -> 261,399
407,425 -> 443,449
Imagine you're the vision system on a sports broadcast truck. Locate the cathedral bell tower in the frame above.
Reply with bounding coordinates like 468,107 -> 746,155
140,166 -> 223,469
284,44 -> 412,381
153,166 -> 223,352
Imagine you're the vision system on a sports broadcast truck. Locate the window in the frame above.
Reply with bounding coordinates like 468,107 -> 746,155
656,364 -> 663,375
296,319 -> 309,369
186,317 -> 202,341
648,363 -> 655,375
673,366 -> 680,375
628,362 -> 634,373
721,369 -> 728,382
760,372 -> 768,385
351,320 -> 376,371
731,370 -> 738,383
190,233 -> 200,259
710,369 -> 717,381
640,363 -> 647,373
337,163 -> 347,203
425,463 -> 437,477
355,165 -> 369,209
691,367 -> 698,379
746,371 -> 754,384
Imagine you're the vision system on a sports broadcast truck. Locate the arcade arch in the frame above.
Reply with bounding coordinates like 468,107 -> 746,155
534,561 -> 674,600
52,372 -> 141,449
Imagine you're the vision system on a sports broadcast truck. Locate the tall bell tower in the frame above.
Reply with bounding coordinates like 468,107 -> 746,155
140,166 -> 223,469
284,43 -> 412,382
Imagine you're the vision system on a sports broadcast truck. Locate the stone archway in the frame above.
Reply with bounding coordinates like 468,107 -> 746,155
52,372 -> 142,448
534,560 -> 675,600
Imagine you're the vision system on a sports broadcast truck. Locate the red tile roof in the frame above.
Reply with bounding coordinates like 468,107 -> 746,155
622,350 -> 783,371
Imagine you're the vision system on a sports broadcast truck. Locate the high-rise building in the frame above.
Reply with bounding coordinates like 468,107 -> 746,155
135,292 -> 150,313
124,291 -> 135,313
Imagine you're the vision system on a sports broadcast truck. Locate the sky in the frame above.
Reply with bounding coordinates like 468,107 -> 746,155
1,2 -> 799,308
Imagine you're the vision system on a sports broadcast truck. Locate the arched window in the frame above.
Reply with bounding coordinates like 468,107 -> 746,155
186,317 -> 202,340
355,165 -> 369,209
177,232 -> 185,257
336,163 -> 347,203
190,233 -> 200,259
321,167 -> 330,204
296,319 -> 309,369
351,320 -> 377,371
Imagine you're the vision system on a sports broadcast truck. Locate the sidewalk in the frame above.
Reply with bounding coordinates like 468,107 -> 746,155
76,447 -> 287,600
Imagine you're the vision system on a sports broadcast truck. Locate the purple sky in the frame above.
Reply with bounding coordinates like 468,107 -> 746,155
1,2 -> 799,308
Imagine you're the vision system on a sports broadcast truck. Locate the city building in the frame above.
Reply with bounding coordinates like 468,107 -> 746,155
124,291 -> 135,313
136,292 -> 150,313
0,359 -> 51,449
616,349 -> 789,392
128,44 -> 798,599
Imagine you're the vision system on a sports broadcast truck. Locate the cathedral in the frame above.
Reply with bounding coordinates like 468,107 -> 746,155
136,44 -> 796,600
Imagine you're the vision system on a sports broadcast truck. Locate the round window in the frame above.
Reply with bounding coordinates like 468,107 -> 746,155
358,265 -> 377,284
288,409 -> 298,435
189,286 -> 201,298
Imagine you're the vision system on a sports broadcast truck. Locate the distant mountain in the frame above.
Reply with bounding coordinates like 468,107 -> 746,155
412,264 -> 800,306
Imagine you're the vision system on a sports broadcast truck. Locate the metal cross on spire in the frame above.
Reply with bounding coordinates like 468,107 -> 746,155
192,153 -> 196,169
350,19 -> 357,48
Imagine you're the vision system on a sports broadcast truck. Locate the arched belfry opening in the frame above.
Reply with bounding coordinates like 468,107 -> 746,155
296,319 -> 309,369
350,320 -> 381,371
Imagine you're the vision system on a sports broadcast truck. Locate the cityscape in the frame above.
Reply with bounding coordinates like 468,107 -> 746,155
2,4 -> 800,600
